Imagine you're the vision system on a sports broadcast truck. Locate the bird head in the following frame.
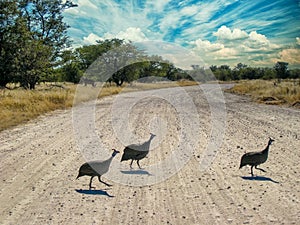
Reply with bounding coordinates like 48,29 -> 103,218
112,149 -> 120,157
150,133 -> 156,138
268,137 -> 275,145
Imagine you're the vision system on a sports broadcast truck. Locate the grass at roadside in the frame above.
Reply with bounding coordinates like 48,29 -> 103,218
0,85 -> 74,131
0,80 -> 197,131
227,79 -> 300,106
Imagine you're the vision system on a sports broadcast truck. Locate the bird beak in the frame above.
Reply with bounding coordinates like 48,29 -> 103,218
113,149 -> 120,153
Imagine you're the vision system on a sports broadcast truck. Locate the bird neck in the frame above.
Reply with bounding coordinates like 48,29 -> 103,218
106,156 -> 114,165
146,136 -> 154,146
263,142 -> 271,153
149,135 -> 155,142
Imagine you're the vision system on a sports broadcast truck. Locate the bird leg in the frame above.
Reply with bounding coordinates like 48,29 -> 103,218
89,176 -> 96,190
255,166 -> 266,173
130,159 -> 134,169
98,176 -> 112,187
250,166 -> 254,177
137,160 -> 142,169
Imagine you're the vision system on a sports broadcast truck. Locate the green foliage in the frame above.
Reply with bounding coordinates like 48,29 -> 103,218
289,69 -> 300,79
16,40 -> 52,89
274,61 -> 289,79
206,62 -> 297,81
0,1 -> 19,87
0,0 -> 76,89
18,0 -> 76,60
74,38 -> 125,70
189,67 -> 214,82
62,63 -> 83,83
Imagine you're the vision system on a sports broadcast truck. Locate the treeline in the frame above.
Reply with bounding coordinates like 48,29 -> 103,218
1,1 -> 299,90
56,38 -> 190,86
50,44 -> 300,85
209,62 -> 300,81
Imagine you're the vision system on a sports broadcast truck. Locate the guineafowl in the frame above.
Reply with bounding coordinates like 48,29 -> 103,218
239,138 -> 274,176
76,149 -> 120,189
121,133 -> 156,169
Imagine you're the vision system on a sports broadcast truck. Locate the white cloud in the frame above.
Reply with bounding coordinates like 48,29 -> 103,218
213,25 -> 248,40
83,33 -> 103,45
191,39 -> 238,64
248,31 -> 269,45
278,49 -> 300,65
64,0 -> 97,15
243,31 -> 280,51
149,0 -> 172,12
180,5 -> 199,16
159,12 -> 181,31
214,48 -> 238,60
78,0 -> 97,9
190,26 -> 284,66
135,41 -> 205,70
159,3 -> 216,32
195,5 -> 218,22
103,27 -> 148,42
192,39 -> 224,52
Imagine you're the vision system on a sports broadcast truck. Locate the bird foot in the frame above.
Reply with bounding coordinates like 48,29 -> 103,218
89,186 -> 96,190
256,167 -> 266,173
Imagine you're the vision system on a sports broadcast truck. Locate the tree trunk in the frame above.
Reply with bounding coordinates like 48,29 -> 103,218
29,82 -> 36,90
116,79 -> 124,86
0,80 -> 8,88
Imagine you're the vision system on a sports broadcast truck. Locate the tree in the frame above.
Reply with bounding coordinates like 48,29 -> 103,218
261,67 -> 276,80
0,1 -> 19,87
85,41 -> 145,86
210,65 -> 217,72
289,69 -> 300,79
189,66 -> 214,82
62,62 -> 82,83
18,0 -> 77,61
212,65 -> 232,81
59,49 -> 82,83
75,38 -> 124,70
0,0 -> 77,89
274,61 -> 289,79
109,43 -> 144,86
235,63 -> 247,70
16,39 -> 52,89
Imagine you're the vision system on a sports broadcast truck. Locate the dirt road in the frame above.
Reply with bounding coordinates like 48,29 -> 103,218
0,85 -> 299,224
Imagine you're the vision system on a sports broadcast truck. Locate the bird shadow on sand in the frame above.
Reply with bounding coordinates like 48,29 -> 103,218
241,176 -> 279,184
75,189 -> 114,197
121,169 -> 152,175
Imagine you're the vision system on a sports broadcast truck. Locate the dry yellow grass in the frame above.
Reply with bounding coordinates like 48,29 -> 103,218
0,80 -> 198,131
0,84 -> 74,131
228,79 -> 300,106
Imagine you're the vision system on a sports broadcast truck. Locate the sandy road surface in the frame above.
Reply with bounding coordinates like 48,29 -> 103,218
0,85 -> 299,225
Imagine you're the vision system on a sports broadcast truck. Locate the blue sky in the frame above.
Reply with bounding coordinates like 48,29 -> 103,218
63,0 -> 300,68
